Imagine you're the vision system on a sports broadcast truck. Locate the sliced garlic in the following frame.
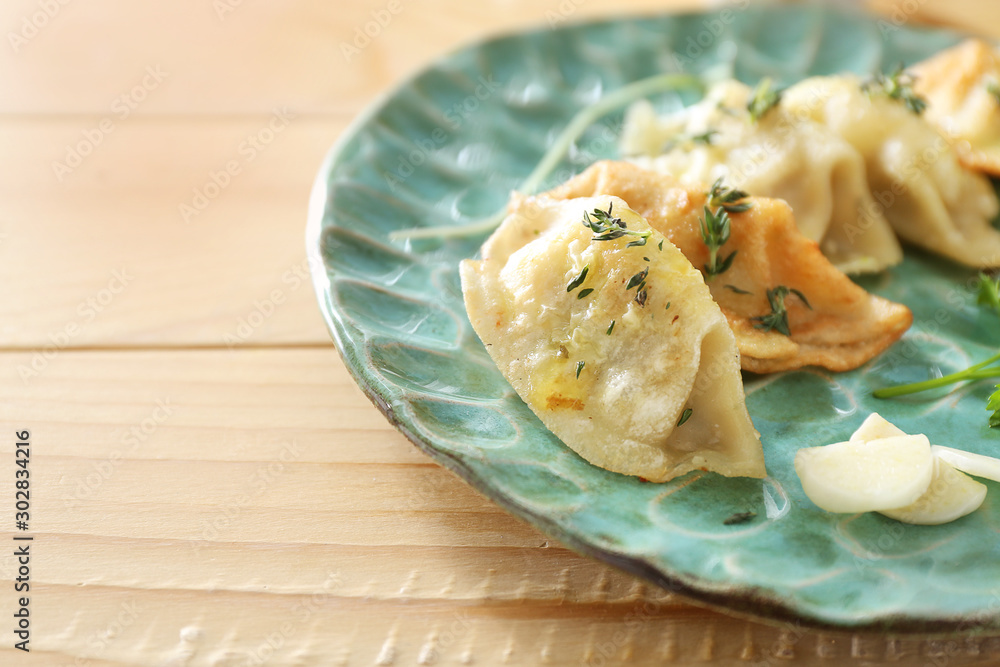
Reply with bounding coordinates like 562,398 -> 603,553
932,445 -> 1000,484
879,457 -> 987,525
794,435 -> 934,513
849,412 -> 906,443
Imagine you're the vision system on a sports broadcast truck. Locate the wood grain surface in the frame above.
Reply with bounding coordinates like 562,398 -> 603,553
3,0 -> 1000,665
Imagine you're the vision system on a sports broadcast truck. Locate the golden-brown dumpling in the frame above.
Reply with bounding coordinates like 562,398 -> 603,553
783,74 -> 1000,269
460,194 -> 766,482
541,161 -> 913,373
911,39 -> 1000,175
621,80 -> 903,274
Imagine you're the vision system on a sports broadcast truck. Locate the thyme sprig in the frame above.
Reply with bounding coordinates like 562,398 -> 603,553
663,129 -> 718,151
751,286 -> 812,336
747,78 -> 782,123
862,64 -> 927,115
700,205 -> 737,278
707,177 -> 751,214
582,203 -> 651,248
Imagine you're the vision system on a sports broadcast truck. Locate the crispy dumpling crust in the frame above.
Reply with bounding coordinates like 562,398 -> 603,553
461,195 -> 766,482
541,161 -> 913,373
911,39 -> 1000,175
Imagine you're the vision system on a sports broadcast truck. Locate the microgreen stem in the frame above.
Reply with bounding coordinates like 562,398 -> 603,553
389,73 -> 705,241
872,351 -> 1000,398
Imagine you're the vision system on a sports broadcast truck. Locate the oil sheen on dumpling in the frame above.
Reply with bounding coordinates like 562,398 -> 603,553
460,195 -> 766,482
621,80 -> 903,275
783,74 -> 1000,268
911,39 -> 1000,175
542,162 -> 913,373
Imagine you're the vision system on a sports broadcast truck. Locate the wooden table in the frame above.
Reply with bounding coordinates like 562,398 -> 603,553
4,1 -> 1000,665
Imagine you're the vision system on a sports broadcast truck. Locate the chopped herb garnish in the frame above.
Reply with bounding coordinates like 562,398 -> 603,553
676,408 -> 693,426
582,203 -> 651,248
567,264 -> 589,292
747,78 -> 782,122
690,129 -> 718,144
725,284 -> 752,295
989,385 -> 1000,428
977,272 -> 1000,320
606,320 -> 615,335
626,267 -> 649,290
576,360 -> 585,378
643,256 -> 650,262
862,64 -> 927,115
989,82 -> 1000,105
700,205 -> 738,279
707,177 -> 752,214
665,302 -> 671,311
635,288 -> 648,307
751,286 -> 812,336
724,511 -> 757,526
577,288 -> 594,299
658,239 -> 664,251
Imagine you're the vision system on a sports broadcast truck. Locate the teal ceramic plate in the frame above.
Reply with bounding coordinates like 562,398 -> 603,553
308,5 -> 1000,632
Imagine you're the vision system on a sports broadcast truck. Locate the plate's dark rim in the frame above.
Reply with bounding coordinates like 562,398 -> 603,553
306,6 -> 998,636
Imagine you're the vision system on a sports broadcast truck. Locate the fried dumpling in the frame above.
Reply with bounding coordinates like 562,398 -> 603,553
621,80 -> 903,274
783,74 -> 1000,269
541,161 -> 913,373
460,195 -> 766,482
911,39 -> 1000,175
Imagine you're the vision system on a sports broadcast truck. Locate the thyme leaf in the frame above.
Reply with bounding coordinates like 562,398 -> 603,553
747,78 -> 782,123
707,177 -> 752,214
676,408 -> 693,427
626,267 -> 649,290
977,272 -> 1000,320
725,284 -> 752,295
576,360 -> 585,378
582,203 -> 651,247
989,385 -> 1000,429
862,64 -> 927,115
567,264 -> 589,292
577,288 -> 594,299
606,320 -> 615,335
751,286 -> 812,336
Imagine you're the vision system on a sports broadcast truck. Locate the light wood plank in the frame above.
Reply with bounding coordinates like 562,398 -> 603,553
2,348 -> 999,666
0,0 -> 708,117
0,117 -> 344,348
